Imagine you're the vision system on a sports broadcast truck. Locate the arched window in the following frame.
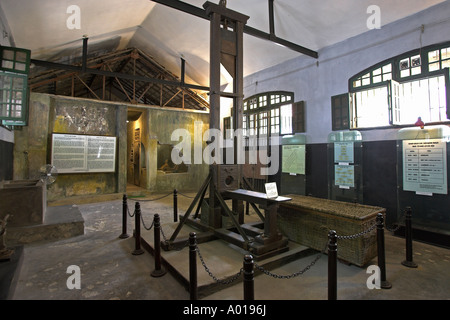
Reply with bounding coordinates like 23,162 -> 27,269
339,41 -> 450,130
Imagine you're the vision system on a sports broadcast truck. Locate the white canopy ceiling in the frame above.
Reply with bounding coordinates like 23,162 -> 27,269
0,0 -> 446,88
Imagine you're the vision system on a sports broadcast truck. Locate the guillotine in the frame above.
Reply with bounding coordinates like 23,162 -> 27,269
162,1 -> 290,260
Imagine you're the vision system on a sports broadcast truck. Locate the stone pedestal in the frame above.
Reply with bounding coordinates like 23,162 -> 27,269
0,180 -> 46,227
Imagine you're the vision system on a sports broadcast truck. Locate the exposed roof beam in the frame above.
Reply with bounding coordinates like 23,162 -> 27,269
30,58 -> 210,92
268,0 -> 275,37
150,0 -> 318,59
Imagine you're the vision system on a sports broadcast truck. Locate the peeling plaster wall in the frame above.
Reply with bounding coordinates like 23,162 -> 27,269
14,93 -> 209,201
126,106 -> 210,193
147,107 -> 209,193
14,93 -> 127,201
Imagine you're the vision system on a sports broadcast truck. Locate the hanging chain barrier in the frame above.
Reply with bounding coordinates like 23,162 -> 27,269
254,241 -> 328,279
127,191 -> 173,202
140,213 -> 154,231
384,210 -> 406,233
160,223 -> 190,251
127,203 -> 135,217
177,191 -> 195,199
196,244 -> 244,285
336,222 -> 377,240
120,193 -> 417,299
125,199 -> 154,231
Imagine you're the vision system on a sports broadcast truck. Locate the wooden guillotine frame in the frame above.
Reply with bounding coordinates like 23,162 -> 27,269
162,1 -> 290,260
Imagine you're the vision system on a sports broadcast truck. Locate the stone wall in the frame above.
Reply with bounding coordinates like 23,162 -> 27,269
127,106 -> 210,193
14,93 -> 210,201
14,93 -> 127,201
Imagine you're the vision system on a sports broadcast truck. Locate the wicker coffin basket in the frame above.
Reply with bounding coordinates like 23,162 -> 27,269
278,195 -> 385,267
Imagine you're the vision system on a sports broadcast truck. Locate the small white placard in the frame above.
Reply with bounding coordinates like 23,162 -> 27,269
265,182 -> 279,199
416,191 -> 433,196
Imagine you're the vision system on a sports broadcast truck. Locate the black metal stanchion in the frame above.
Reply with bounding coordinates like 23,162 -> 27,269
328,230 -> 337,300
132,202 -> 144,255
401,207 -> 418,268
151,214 -> 167,277
173,189 -> 178,222
376,213 -> 392,289
243,255 -> 255,300
189,232 -> 198,300
119,194 -> 129,239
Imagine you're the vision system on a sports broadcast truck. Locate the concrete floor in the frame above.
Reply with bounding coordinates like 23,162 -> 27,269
5,188 -> 450,301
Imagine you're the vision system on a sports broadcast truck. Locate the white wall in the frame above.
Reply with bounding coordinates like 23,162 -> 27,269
243,1 -> 450,144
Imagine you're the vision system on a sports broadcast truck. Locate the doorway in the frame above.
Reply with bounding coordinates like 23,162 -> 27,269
127,108 -> 144,188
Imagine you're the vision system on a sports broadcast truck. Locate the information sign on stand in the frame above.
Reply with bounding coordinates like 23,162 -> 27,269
334,141 -> 355,189
327,131 -> 363,203
280,135 -> 306,195
402,139 -> 447,195
396,125 -> 450,245
282,145 -> 305,175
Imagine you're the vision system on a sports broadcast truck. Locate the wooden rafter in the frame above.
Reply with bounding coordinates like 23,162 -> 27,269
29,47 -> 210,110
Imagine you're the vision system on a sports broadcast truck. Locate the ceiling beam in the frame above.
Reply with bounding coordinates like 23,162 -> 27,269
30,58 -> 210,92
150,0 -> 318,59
268,0 -> 275,37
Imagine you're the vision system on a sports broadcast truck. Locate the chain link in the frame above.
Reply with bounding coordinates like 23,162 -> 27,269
385,211 -> 405,233
254,242 -> 328,279
127,205 -> 135,217
128,192 -> 173,202
385,223 -> 402,233
159,227 -> 190,251
140,213 -> 154,231
196,245 -> 244,285
336,222 -> 377,240
177,192 -> 195,199
125,196 -> 381,286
